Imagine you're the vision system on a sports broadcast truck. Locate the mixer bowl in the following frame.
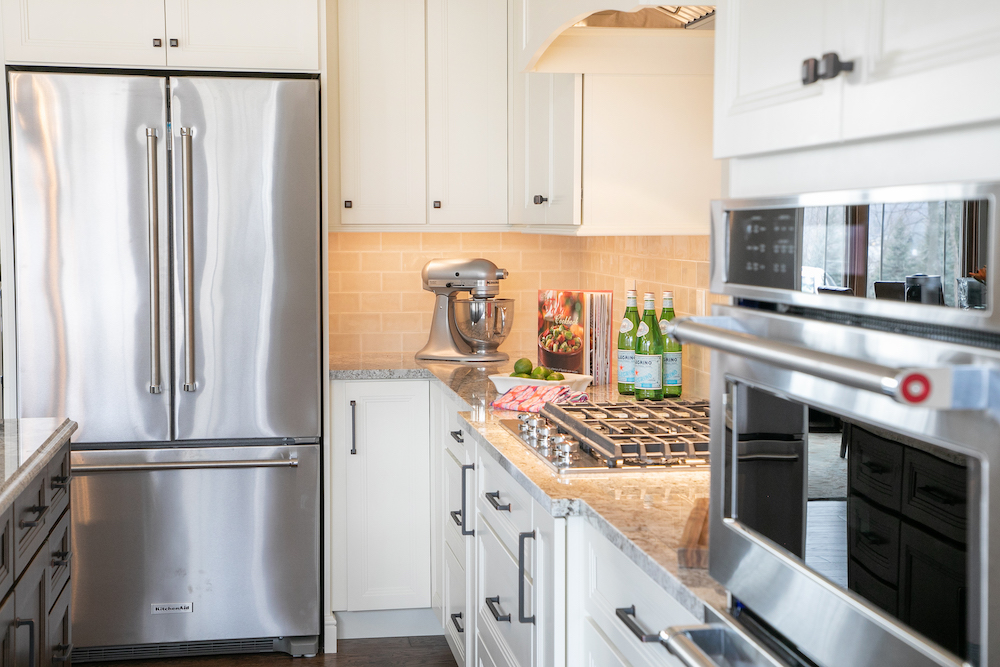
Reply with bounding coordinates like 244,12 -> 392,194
453,298 -> 514,359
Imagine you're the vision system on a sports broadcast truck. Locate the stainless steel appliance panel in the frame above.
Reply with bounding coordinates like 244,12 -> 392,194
10,72 -> 171,443
169,77 -> 320,441
70,444 -> 320,646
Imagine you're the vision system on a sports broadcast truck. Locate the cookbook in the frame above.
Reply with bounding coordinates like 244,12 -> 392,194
537,290 -> 614,384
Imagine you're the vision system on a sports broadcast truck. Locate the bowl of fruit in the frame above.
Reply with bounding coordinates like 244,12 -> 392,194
537,323 -> 584,373
489,357 -> 592,394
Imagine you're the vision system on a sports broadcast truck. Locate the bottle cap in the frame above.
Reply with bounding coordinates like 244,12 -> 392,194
644,292 -> 655,299
662,291 -> 674,298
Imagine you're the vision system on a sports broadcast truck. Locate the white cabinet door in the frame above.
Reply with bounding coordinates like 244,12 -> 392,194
427,0 -> 508,226
345,380 -> 431,610
339,0 -> 426,225
582,616 -> 630,667
510,72 -> 581,226
714,0 -> 845,158
841,0 -> 1000,141
1,0 -> 166,66
445,543 -> 469,665
581,74 -> 719,235
163,0 -> 319,71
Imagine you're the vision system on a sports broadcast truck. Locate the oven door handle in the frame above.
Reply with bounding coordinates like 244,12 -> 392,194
669,317 -> 999,412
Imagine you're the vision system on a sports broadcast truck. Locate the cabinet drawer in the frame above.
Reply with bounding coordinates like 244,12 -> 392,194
848,557 -> 897,618
46,444 -> 71,522
478,452 -> 534,575
582,522 -> 698,667
48,574 -> 73,666
582,615 -> 630,667
848,495 -> 900,585
0,506 -> 13,596
477,521 -> 533,667
13,470 -> 50,579
444,542 -> 467,666
901,448 -> 967,544
47,509 -> 72,607
847,425 -> 904,512
445,451 -> 472,560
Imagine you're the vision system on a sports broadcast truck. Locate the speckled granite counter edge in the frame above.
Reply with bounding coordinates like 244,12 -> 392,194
329,368 -> 436,381
0,419 -> 77,514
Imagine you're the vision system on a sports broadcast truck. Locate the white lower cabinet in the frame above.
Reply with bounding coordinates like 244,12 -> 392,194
582,616 -> 630,667
445,542 -> 469,663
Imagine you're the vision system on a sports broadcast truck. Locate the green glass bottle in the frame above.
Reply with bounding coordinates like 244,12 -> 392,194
616,289 -> 640,395
634,292 -> 663,401
659,291 -> 683,398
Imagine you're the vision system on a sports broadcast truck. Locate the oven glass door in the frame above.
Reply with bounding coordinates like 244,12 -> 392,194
722,379 -> 978,664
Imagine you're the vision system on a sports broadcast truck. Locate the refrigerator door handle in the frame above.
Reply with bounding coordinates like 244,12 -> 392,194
145,128 -> 162,395
180,127 -> 196,392
73,458 -> 299,473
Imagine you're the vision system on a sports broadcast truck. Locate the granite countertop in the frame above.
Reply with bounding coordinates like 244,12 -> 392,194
329,352 -> 726,620
0,418 -> 78,514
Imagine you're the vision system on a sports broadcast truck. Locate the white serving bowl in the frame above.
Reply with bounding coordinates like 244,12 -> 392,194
489,372 -> 593,394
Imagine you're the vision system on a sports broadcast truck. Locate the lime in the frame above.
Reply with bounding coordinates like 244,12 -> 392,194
514,373 -> 532,378
549,372 -> 565,381
513,357 -> 533,375
530,366 -> 551,379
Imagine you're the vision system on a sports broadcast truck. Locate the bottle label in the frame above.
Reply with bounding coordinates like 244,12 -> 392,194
617,349 -> 635,385
658,320 -> 668,335
634,354 -> 662,390
663,351 -> 682,387
619,318 -> 634,334
636,321 -> 649,336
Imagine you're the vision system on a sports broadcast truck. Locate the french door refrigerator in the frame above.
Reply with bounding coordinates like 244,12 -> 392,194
8,71 -> 322,659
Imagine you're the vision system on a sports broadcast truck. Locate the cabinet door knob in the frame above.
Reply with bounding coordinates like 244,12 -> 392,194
169,38 -> 179,47
817,52 -> 854,80
153,39 -> 162,47
533,195 -> 548,205
344,200 -> 353,209
801,58 -> 819,85
433,201 -> 441,209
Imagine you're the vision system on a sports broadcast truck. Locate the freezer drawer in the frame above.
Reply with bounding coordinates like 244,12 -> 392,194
70,444 -> 320,648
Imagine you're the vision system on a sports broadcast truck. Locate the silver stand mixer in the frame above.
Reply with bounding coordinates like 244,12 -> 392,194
416,258 -> 514,362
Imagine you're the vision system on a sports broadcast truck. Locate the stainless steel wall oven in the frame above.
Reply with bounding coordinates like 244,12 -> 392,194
661,182 -> 1000,667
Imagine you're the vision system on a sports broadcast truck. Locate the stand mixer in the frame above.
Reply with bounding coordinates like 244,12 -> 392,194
416,258 -> 514,362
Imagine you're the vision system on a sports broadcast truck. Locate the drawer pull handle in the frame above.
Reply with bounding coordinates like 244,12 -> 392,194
450,509 -> 463,526
15,618 -> 35,667
450,612 -> 464,633
485,596 -> 510,623
518,531 -> 536,624
486,491 -> 510,512
53,644 -> 72,662
461,465 -> 475,536
615,605 -> 659,642
917,484 -> 964,506
858,531 -> 888,547
51,550 -> 72,568
19,505 -> 48,529
51,474 -> 71,490
450,430 -> 464,443
860,459 -> 890,475
350,400 -> 357,455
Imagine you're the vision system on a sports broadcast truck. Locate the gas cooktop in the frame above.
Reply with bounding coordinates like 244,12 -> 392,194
499,399 -> 711,474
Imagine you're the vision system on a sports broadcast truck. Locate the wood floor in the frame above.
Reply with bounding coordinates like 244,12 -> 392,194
99,637 -> 458,667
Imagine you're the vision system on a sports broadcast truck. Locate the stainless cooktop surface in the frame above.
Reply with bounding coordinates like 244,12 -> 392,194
500,399 -> 711,474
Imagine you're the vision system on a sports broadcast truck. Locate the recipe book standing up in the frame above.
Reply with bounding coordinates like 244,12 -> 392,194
537,290 -> 614,385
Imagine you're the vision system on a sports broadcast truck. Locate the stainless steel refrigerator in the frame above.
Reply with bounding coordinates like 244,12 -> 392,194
8,71 -> 322,659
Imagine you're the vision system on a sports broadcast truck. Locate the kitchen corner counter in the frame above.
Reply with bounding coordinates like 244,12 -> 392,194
0,418 -> 77,514
329,352 -> 726,620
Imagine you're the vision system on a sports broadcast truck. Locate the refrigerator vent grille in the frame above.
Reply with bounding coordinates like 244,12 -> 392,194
72,638 -> 277,663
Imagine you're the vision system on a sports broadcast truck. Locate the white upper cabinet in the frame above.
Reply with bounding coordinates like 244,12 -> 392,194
426,0 -> 508,226
714,0 -> 845,158
162,0 -> 319,71
1,0 -> 167,67
1,0 -> 319,70
338,0 -> 426,225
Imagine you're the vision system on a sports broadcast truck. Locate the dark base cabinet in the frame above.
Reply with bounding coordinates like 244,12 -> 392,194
0,441 -> 72,667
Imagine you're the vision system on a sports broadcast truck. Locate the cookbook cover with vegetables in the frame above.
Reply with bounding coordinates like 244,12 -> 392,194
537,290 -> 613,384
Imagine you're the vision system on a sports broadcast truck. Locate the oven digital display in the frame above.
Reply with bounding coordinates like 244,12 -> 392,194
727,209 -> 799,290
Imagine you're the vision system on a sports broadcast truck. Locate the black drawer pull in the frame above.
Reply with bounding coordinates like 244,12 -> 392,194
917,485 -> 964,506
450,612 -> 464,633
450,430 -> 464,443
51,474 -> 71,490
51,550 -> 72,568
15,618 -> 34,667
858,530 -> 888,547
19,505 -> 48,529
615,606 -> 658,642
860,459 -> 890,475
461,465 -> 475,536
53,644 -> 72,662
518,531 -> 536,624
485,596 -> 510,623
450,510 -> 462,526
486,491 -> 510,512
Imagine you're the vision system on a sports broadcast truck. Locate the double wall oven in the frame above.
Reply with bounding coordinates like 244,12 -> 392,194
661,182 -> 1000,667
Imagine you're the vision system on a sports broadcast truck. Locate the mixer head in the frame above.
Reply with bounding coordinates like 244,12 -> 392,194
421,258 -> 508,298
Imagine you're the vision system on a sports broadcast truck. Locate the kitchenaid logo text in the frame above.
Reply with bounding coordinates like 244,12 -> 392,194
151,603 -> 193,614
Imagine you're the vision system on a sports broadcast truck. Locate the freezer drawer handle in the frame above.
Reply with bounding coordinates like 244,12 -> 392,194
145,128 -> 162,395
15,618 -> 34,667
616,606 -> 659,643
51,550 -> 71,568
180,127 -> 196,393
350,400 -> 357,455
485,596 -> 510,623
460,464 -> 474,536
450,430 -> 464,443
450,612 -> 464,633
485,490 -> 510,512
518,531 -> 536,624
50,474 -> 71,490
53,644 -> 72,662
73,459 -> 299,473
19,505 -> 47,529
450,510 -> 462,526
